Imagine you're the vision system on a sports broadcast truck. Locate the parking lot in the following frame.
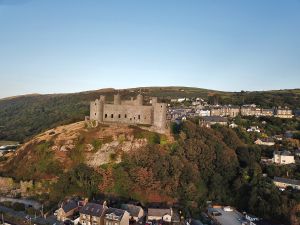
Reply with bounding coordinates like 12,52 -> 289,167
208,207 -> 244,225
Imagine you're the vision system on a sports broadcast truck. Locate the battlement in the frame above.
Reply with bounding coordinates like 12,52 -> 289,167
89,94 -> 167,133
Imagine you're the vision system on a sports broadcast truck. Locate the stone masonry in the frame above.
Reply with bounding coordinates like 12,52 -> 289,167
89,94 -> 167,133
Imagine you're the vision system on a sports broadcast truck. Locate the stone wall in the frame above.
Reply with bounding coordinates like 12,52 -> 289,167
89,94 -> 167,133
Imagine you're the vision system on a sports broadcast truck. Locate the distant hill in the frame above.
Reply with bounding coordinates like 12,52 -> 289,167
0,86 -> 299,142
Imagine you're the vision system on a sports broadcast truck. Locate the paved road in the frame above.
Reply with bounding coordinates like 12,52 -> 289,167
0,205 -> 61,225
208,208 -> 243,225
0,197 -> 42,210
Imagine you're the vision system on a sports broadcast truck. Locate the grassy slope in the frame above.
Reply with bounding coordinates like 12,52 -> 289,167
0,86 -> 299,142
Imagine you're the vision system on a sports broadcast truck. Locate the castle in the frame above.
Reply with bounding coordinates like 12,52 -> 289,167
89,93 -> 167,133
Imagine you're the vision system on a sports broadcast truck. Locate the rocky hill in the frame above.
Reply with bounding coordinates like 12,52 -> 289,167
1,86 -> 299,142
0,121 -> 169,181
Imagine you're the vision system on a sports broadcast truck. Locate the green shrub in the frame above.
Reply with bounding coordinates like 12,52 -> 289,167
91,139 -> 102,151
12,202 -> 25,211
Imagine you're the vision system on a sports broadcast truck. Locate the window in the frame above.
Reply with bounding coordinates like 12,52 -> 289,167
111,114 -> 114,118
138,115 -> 141,120
125,114 -> 127,118
118,114 -> 121,118
134,117 -> 136,120
105,114 -> 108,118
95,113 -> 96,116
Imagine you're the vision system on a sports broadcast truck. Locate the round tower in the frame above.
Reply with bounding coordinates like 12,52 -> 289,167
97,95 -> 105,122
136,94 -> 143,105
114,94 -> 121,105
151,97 -> 158,105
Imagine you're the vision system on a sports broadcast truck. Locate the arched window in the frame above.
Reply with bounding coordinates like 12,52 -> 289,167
138,115 -> 141,120
118,114 -> 121,118
105,114 -> 108,118
111,114 -> 114,118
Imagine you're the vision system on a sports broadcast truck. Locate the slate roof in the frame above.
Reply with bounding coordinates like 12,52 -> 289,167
79,203 -> 106,217
105,208 -> 126,221
148,208 -> 172,217
62,200 -> 78,213
121,204 -> 142,217
201,116 -> 228,123
274,177 -> 300,186
274,150 -> 292,156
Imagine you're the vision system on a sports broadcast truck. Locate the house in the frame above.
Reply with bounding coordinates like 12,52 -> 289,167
57,200 -> 79,221
79,202 -> 108,225
210,106 -> 240,117
273,177 -> 300,190
260,109 -> 274,117
247,126 -> 261,133
104,208 -> 130,225
121,204 -> 144,222
273,151 -> 295,165
197,109 -> 211,117
241,105 -> 261,117
245,214 -> 260,225
229,123 -> 238,128
295,149 -> 300,157
199,116 -> 228,128
147,208 -> 173,223
274,107 -> 294,118
254,138 -> 275,146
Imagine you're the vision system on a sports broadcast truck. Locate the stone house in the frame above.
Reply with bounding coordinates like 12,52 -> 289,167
79,202 -> 108,225
241,105 -> 261,117
121,204 -> 144,222
260,108 -> 274,117
274,107 -> 294,118
147,208 -> 173,223
199,116 -> 228,128
104,208 -> 130,225
57,200 -> 78,221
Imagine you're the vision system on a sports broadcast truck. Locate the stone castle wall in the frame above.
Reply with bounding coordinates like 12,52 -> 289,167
89,94 -> 167,132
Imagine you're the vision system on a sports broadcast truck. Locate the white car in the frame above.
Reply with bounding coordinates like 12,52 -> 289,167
223,206 -> 233,212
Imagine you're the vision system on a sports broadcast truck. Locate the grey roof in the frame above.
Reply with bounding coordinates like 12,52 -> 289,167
274,177 -> 300,186
79,203 -> 106,217
105,208 -> 126,221
148,208 -> 172,217
201,116 -> 228,122
121,204 -> 142,217
274,150 -> 292,156
62,200 -> 78,213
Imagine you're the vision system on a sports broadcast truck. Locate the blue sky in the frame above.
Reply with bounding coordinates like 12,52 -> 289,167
0,0 -> 300,98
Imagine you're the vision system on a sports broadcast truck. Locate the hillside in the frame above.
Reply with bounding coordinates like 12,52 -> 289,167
0,86 -> 300,142
1,118 -> 299,223
0,121 -> 168,181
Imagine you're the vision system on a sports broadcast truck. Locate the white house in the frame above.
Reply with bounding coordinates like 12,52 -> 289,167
147,208 -> 173,222
273,151 -> 295,165
247,126 -> 261,133
273,177 -> 300,190
254,138 -> 275,146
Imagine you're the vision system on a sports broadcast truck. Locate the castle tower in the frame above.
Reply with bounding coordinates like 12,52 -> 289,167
136,94 -> 143,105
97,95 -> 105,122
153,101 -> 167,131
114,93 -> 121,105
151,97 -> 158,105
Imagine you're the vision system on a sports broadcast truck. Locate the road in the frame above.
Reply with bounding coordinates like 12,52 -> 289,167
0,205 -> 61,225
208,208 -> 243,225
0,197 -> 41,210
